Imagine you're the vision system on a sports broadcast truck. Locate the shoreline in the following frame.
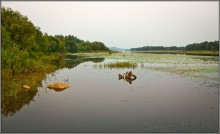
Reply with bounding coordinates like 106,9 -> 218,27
130,50 -> 219,56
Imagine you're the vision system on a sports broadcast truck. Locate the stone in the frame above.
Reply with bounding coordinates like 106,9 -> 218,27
47,82 -> 71,92
23,84 -> 30,89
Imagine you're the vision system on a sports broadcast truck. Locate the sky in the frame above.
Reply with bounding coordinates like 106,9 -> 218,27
2,1 -> 219,49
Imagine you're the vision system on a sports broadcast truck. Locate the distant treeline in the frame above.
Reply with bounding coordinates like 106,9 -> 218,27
130,46 -> 185,51
185,41 -> 219,51
130,41 -> 219,51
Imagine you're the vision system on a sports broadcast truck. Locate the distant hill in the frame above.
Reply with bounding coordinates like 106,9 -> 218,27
109,47 -> 128,52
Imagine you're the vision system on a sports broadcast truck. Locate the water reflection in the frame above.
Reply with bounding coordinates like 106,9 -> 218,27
1,89 -> 38,117
49,88 -> 67,92
1,55 -> 105,116
119,75 -> 137,84
51,55 -> 105,69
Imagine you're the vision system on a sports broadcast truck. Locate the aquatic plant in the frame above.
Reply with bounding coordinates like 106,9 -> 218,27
103,61 -> 137,69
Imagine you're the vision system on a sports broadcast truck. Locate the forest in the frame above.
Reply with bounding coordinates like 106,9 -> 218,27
1,7 -> 109,78
130,41 -> 219,51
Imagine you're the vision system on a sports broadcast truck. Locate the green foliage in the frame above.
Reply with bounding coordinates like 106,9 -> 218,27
1,6 -> 110,89
1,7 -> 37,52
2,46 -> 29,76
77,41 -> 109,52
186,41 -> 219,51
131,41 -> 219,51
64,35 -> 83,52
1,7 -> 110,117
1,26 -> 12,49
22,58 -> 45,73
1,7 -> 109,55
1,7 -> 110,82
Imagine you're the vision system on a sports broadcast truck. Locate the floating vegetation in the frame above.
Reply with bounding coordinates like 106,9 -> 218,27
94,61 -> 137,69
105,62 -> 137,69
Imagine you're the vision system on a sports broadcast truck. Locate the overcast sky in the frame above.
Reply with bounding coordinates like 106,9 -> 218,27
2,1 -> 219,49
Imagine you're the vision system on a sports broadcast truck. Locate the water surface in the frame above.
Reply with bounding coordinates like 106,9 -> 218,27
2,55 -> 218,133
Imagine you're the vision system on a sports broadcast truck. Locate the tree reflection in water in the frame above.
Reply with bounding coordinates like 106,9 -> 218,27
1,55 -> 105,117
2,89 -> 38,117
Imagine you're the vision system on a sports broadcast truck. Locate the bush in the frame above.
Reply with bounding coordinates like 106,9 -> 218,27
37,52 -> 44,58
29,51 -> 38,59
22,58 -> 44,73
2,46 -> 29,76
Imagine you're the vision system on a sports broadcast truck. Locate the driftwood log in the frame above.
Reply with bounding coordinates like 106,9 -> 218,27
118,71 -> 137,84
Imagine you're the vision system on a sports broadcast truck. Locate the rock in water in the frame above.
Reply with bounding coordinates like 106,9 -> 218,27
47,82 -> 71,92
23,84 -> 30,89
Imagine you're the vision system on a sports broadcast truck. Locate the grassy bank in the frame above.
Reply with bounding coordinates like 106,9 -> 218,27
2,52 -> 107,116
2,51 -> 109,98
1,53 -> 64,116
1,53 -> 59,97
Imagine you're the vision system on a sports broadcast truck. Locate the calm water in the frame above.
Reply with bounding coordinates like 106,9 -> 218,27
2,57 -> 219,133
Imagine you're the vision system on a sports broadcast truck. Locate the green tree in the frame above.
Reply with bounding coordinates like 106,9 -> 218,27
1,26 -> 12,49
1,7 -> 38,52
65,35 -> 78,52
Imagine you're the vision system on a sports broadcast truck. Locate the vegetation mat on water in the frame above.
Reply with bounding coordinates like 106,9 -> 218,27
94,61 -> 137,69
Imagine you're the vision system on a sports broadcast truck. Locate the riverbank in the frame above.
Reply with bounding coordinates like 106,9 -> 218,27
1,51 -> 110,95
1,52 -> 108,116
2,54 -> 59,91
132,50 -> 219,56
1,53 -> 61,116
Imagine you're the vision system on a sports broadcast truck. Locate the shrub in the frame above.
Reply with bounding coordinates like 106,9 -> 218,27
2,46 -> 29,76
